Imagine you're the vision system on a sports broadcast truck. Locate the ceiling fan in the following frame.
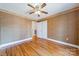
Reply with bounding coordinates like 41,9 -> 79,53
26,3 -> 48,17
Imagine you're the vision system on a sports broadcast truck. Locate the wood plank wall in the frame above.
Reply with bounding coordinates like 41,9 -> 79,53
0,11 -> 32,45
47,8 -> 79,45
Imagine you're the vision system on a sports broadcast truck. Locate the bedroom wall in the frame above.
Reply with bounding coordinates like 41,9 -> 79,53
76,10 -> 79,45
0,16 -> 1,44
0,11 -> 32,45
47,8 -> 79,45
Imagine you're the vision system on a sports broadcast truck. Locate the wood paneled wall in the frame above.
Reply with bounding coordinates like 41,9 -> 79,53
47,8 -> 79,45
0,16 -> 1,44
0,11 -> 32,45
76,10 -> 79,45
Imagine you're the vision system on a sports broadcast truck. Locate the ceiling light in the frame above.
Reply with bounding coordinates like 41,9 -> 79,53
34,3 -> 40,6
27,3 -> 48,17
35,11 -> 40,14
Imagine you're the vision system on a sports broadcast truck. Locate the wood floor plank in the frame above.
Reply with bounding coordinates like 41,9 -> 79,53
0,48 -> 7,56
46,40 -> 77,55
20,42 -> 39,56
0,39 -> 78,56
28,41 -> 59,56
40,39 -> 77,56
39,39 -> 66,55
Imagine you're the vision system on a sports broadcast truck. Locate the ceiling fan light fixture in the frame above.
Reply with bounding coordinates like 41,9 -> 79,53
34,3 -> 40,6
35,11 -> 41,14
27,3 -> 48,17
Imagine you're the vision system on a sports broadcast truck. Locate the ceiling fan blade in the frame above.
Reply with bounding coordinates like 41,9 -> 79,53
29,11 -> 35,14
27,4 -> 35,9
41,3 -> 46,8
40,11 -> 48,14
25,10 -> 34,13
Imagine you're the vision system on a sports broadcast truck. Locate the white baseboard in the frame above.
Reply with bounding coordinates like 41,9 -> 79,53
0,37 -> 79,49
0,37 -> 32,49
44,38 -> 79,48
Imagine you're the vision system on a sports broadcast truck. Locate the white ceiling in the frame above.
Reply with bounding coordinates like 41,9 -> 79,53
0,3 -> 79,20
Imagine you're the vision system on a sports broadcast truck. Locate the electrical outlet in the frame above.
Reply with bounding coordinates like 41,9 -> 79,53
66,38 -> 69,40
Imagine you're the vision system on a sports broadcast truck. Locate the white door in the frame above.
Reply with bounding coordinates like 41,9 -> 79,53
37,21 -> 47,38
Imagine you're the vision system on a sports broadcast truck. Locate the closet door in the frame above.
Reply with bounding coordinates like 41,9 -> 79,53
37,21 -> 47,38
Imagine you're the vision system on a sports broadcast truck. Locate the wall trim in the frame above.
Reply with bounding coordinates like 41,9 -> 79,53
0,9 -> 33,21
40,7 -> 79,21
0,37 -> 32,49
44,38 -> 79,48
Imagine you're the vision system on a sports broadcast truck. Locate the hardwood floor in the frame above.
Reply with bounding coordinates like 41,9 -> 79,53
0,38 -> 79,56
